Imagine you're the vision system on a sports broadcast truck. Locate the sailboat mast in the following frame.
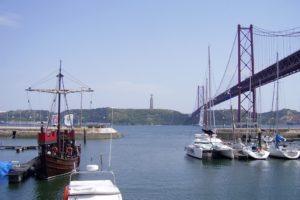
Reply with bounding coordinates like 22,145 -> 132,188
57,61 -> 63,146
201,85 -> 205,126
275,53 -> 279,134
208,46 -> 212,130
205,78 -> 208,129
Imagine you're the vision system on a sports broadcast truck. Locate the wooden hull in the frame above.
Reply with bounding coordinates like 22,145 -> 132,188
38,154 -> 80,179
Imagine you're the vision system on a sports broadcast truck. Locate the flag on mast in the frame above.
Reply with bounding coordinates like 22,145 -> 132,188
64,114 -> 74,127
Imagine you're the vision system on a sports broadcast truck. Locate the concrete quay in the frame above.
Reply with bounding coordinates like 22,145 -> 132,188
0,126 -> 122,139
215,128 -> 300,141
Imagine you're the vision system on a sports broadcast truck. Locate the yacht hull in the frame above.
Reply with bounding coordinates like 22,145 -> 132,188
242,148 -> 270,160
185,145 -> 212,159
269,146 -> 300,159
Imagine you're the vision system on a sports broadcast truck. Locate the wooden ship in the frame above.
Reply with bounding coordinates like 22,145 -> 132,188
26,61 -> 92,179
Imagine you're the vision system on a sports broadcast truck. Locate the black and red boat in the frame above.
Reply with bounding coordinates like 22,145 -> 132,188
26,62 -> 92,179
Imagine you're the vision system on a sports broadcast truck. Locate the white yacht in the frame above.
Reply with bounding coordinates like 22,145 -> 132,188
185,133 -> 213,159
210,134 -> 234,159
266,54 -> 300,160
242,143 -> 270,160
63,164 -> 122,200
267,135 -> 300,159
200,129 -> 234,159
233,136 -> 270,160
185,130 -> 234,160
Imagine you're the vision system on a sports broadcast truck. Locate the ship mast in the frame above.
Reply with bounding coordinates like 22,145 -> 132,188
26,61 -> 93,135
57,61 -> 62,138
57,61 -> 63,148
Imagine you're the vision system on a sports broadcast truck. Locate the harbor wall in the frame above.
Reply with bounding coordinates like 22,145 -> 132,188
215,128 -> 300,141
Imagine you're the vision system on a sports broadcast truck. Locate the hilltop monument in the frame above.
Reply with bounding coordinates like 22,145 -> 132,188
150,94 -> 154,109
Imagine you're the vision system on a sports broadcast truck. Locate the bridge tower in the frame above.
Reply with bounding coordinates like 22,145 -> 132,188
237,24 -> 256,124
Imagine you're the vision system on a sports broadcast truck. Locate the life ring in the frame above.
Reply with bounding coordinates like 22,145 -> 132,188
63,186 -> 69,200
66,147 -> 73,155
52,146 -> 58,153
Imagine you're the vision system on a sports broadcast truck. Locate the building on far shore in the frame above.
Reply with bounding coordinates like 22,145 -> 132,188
150,94 -> 153,110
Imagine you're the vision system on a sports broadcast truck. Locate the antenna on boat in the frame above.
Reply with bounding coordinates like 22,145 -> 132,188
108,107 -> 113,170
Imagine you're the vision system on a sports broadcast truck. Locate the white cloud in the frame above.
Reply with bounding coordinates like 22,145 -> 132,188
0,12 -> 20,27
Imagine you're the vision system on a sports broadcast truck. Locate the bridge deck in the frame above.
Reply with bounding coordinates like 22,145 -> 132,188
192,49 -> 300,117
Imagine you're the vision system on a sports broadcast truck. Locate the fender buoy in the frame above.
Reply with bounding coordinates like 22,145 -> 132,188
52,146 -> 58,153
66,147 -> 73,155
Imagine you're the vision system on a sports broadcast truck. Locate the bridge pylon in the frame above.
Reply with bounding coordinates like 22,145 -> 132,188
237,24 -> 256,124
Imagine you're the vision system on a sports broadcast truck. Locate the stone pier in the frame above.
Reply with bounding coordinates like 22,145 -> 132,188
215,128 -> 300,141
0,126 -> 122,139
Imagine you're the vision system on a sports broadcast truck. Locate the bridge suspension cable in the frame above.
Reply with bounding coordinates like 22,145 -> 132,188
253,26 -> 300,37
214,32 -> 238,97
192,25 -> 300,120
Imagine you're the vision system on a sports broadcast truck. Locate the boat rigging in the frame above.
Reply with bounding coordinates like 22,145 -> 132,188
26,61 -> 93,179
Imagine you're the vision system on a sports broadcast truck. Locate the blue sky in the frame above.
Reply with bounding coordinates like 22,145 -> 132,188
0,0 -> 299,114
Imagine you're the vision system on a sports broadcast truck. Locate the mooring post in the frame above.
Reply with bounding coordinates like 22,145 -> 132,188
12,131 -> 16,139
83,128 -> 86,144
100,154 -> 103,171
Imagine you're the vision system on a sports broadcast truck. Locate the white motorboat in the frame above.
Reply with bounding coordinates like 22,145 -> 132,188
185,133 -> 213,159
63,164 -> 122,200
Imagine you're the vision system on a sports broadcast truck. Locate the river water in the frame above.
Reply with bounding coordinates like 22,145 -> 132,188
1,125 -> 300,200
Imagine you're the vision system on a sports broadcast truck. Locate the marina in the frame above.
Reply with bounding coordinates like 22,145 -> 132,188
0,1 -> 300,199
1,125 -> 300,200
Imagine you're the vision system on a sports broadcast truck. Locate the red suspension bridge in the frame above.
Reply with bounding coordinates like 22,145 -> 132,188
192,24 -> 300,123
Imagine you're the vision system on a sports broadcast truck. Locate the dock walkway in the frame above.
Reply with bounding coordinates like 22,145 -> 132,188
8,157 -> 39,183
215,128 -> 300,140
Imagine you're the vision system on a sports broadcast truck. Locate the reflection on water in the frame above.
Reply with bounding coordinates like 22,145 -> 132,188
35,176 -> 69,200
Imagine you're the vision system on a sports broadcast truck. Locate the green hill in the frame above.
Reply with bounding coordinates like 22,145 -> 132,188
1,108 -> 299,126
0,108 -> 190,125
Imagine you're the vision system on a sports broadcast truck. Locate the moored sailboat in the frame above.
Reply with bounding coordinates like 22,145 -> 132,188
267,53 -> 300,159
185,47 -> 233,160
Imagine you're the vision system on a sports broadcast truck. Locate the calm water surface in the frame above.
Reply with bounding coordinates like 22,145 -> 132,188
1,125 -> 300,200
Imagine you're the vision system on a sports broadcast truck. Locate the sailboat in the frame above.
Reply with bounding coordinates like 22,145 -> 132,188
185,47 -> 234,159
185,86 -> 213,159
241,136 -> 270,160
206,46 -> 234,159
267,53 -> 300,159
26,61 -> 93,179
238,77 -> 270,160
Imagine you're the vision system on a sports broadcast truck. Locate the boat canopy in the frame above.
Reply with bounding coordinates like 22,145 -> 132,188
0,161 -> 12,176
